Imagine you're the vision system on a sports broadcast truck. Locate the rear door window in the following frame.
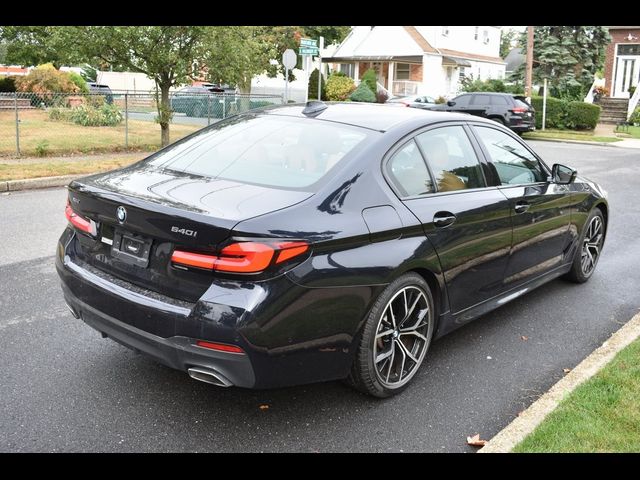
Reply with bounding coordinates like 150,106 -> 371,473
416,126 -> 486,192
490,96 -> 509,105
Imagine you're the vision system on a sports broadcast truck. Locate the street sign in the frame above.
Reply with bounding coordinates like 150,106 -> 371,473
299,47 -> 319,56
282,49 -> 297,70
300,38 -> 318,48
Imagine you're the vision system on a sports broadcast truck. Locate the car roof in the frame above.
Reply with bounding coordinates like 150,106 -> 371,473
262,102 -> 477,132
459,92 -> 516,96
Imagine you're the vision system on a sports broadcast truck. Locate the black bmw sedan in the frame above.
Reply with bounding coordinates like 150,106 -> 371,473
56,102 -> 608,397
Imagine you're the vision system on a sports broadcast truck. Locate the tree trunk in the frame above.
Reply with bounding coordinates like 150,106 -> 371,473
160,84 -> 171,147
237,76 -> 251,114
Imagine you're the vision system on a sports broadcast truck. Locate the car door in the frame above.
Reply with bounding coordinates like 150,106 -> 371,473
443,94 -> 472,113
470,124 -> 573,288
385,124 -> 513,314
468,93 -> 491,118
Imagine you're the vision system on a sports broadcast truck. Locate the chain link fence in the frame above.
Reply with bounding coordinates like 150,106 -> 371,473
0,91 -> 283,157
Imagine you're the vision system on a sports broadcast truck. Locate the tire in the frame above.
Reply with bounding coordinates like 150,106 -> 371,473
490,116 -> 505,125
192,104 -> 204,118
347,273 -> 435,398
564,208 -> 606,283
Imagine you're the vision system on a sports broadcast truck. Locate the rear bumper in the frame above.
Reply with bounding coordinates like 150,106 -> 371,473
509,116 -> 535,132
56,228 -> 366,389
61,283 -> 256,387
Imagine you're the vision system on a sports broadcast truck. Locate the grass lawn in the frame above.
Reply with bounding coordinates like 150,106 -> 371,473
0,156 -> 145,181
523,129 -> 622,143
0,110 -> 200,157
615,125 -> 640,139
513,337 -> 640,452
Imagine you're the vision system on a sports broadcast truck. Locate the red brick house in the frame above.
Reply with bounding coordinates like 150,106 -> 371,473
604,26 -> 640,98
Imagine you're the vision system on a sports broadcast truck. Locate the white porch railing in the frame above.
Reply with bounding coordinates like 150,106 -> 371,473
392,80 -> 420,96
628,86 -> 640,120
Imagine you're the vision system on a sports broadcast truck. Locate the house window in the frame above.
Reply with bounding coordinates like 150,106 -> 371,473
617,44 -> 640,56
474,27 -> 479,41
338,63 -> 355,78
483,30 -> 490,44
442,26 -> 449,37
395,63 -> 411,80
459,67 -> 467,80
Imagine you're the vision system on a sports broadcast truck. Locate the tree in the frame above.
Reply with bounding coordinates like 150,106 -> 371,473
512,26 -> 610,100
499,29 -> 518,58
201,26 -> 268,94
350,81 -> 376,103
301,26 -> 350,46
308,68 -> 326,100
361,69 -> 378,95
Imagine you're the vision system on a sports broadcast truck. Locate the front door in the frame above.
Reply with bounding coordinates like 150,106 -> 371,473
470,124 -> 573,288
614,55 -> 640,98
387,124 -> 513,314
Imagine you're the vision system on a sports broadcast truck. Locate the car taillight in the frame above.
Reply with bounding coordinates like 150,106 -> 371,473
171,240 -> 309,273
65,200 -> 97,236
511,107 -> 528,114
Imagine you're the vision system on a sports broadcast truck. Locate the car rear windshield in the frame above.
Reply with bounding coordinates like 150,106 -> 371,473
148,114 -> 370,190
513,96 -> 532,109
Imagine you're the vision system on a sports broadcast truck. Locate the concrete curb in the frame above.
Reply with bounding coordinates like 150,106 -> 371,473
523,136 -> 622,147
2,175 -> 79,193
479,312 -> 640,453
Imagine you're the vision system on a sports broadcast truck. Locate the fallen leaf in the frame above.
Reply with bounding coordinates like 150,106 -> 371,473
563,368 -> 571,374
466,434 -> 488,447
517,410 -> 525,417
259,404 -> 270,410
521,335 -> 529,341
486,356 -> 492,360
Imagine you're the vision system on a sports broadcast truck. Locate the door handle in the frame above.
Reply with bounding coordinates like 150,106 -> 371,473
433,211 -> 457,228
514,201 -> 530,214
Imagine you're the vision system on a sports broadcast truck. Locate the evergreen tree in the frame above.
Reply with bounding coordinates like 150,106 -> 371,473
511,26 -> 610,100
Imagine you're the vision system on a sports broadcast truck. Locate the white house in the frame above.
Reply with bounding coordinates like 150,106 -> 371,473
323,26 -> 506,98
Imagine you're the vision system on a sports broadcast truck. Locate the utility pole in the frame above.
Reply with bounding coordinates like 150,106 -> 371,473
525,25 -> 534,102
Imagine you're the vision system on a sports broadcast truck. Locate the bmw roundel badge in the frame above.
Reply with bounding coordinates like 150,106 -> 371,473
116,206 -> 127,223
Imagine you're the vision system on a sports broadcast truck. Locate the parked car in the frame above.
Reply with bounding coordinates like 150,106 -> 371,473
428,92 -> 535,133
387,94 -> 438,109
87,82 -> 113,104
57,102 -> 607,397
171,85 -> 238,118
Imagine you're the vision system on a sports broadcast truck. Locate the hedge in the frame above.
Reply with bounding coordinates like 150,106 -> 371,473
531,96 -> 566,129
565,101 -> 601,130
530,96 -> 601,130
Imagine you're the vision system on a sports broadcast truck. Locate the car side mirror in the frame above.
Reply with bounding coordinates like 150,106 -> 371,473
447,101 -> 456,107
551,163 -> 577,184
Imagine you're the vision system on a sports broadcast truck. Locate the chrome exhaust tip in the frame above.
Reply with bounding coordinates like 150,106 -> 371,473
188,367 -> 233,387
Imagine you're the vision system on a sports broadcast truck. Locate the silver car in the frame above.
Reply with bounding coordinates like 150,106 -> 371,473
387,95 -> 438,109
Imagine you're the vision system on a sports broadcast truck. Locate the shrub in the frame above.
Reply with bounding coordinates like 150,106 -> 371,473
565,101 -> 601,130
308,68 -> 327,101
349,81 -> 376,103
0,76 -> 16,92
49,103 -> 123,126
461,77 -> 524,94
67,71 -> 89,93
326,73 -> 355,101
15,65 -> 80,106
70,103 -> 123,126
628,107 -> 640,125
435,96 -> 446,104
361,69 -> 378,95
531,96 -> 567,129
376,90 -> 389,104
